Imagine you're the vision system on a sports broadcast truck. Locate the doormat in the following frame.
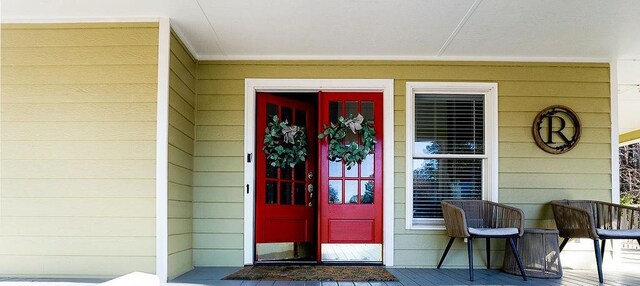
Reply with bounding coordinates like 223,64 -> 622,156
223,265 -> 398,281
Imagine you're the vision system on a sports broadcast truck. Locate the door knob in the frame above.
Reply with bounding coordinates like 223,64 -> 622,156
307,172 -> 314,180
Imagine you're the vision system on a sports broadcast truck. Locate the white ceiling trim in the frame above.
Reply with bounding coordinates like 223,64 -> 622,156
197,54 -> 612,63
169,20 -> 200,61
1,16 -> 162,23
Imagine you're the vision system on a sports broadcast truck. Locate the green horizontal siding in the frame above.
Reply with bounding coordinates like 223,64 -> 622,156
193,60 -> 611,268
0,22 -> 158,278
167,29 -> 197,279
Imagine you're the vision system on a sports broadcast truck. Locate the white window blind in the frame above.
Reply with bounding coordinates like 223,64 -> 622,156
412,93 -> 485,220
414,94 -> 484,155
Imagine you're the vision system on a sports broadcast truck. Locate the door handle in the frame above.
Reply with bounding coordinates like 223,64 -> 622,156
307,184 -> 314,207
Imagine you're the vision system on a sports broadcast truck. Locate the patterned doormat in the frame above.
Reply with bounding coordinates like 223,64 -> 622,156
223,265 -> 398,281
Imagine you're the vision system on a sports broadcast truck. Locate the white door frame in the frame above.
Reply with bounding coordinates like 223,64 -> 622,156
243,79 -> 395,266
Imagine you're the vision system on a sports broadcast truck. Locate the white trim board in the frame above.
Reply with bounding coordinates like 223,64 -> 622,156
620,138 -> 640,146
155,17 -> 170,283
1,16 -> 162,23
199,55 -> 612,63
609,61 -> 622,269
610,61 -> 620,205
404,82 -> 499,230
243,79 -> 395,266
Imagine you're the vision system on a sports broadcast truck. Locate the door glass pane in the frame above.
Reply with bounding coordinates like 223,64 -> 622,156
361,101 -> 374,124
295,110 -> 306,128
280,182 -> 292,205
329,160 -> 342,177
345,101 -> 358,118
361,180 -> 374,204
282,107 -> 293,124
266,161 -> 277,178
266,181 -> 277,204
361,154 -> 374,177
294,183 -> 306,205
266,103 -> 278,122
345,180 -> 358,204
345,162 -> 358,177
345,130 -> 358,146
294,163 -> 306,180
328,180 -> 342,204
329,101 -> 342,123
282,167 -> 292,180
344,101 -> 359,146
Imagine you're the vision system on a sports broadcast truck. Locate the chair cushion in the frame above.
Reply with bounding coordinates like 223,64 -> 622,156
596,228 -> 640,238
468,227 -> 519,237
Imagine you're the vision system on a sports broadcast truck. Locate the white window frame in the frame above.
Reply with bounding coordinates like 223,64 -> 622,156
405,82 -> 498,230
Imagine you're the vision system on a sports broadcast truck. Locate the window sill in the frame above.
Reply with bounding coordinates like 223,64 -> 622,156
407,220 -> 446,231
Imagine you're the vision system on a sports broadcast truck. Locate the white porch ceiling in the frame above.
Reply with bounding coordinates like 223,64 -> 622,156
3,0 -> 640,134
4,0 -> 640,61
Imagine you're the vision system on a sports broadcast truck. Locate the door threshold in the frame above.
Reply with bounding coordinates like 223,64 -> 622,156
320,261 -> 384,266
254,261 -> 384,266
254,260 -> 318,266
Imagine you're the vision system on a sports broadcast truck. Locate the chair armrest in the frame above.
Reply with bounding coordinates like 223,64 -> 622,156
441,201 -> 470,238
551,201 -> 598,239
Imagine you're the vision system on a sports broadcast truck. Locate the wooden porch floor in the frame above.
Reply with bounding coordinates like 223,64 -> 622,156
169,267 -> 640,286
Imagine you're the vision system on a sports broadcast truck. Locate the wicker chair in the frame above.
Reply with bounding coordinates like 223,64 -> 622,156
438,200 -> 527,281
551,200 -> 640,283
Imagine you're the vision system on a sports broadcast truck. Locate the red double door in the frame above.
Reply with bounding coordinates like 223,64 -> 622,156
255,91 -> 383,262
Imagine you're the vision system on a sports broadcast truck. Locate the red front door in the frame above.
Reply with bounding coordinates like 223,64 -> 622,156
318,92 -> 384,247
255,93 -> 316,256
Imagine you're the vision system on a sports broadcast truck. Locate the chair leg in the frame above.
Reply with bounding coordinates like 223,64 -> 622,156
507,237 -> 528,281
559,237 -> 570,252
486,238 -> 491,269
601,239 -> 606,263
468,238 -> 474,281
594,239 -> 604,284
437,237 -> 455,269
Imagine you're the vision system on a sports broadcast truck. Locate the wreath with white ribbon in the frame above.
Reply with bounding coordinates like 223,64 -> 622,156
318,114 -> 376,169
263,115 -> 308,168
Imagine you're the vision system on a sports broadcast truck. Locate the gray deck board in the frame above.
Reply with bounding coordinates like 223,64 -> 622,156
1,267 -> 639,285
167,267 -> 640,286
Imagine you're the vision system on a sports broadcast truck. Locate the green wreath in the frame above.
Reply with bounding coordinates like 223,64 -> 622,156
318,114 -> 376,169
263,115 -> 308,168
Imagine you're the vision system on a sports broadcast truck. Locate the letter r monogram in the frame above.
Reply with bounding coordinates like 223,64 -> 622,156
544,114 -> 571,144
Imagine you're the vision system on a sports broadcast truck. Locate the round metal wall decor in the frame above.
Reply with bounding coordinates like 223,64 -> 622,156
532,105 -> 581,154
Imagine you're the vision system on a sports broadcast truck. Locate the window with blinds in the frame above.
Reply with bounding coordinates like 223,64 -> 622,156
410,91 -> 488,226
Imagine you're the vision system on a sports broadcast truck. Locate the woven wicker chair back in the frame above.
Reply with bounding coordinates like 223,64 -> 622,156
443,200 -> 524,238
552,199 -> 640,239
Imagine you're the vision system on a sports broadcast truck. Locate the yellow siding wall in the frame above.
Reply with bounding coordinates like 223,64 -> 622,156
194,61 -> 611,267
620,129 -> 640,144
0,23 -> 158,277
167,30 -> 196,279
